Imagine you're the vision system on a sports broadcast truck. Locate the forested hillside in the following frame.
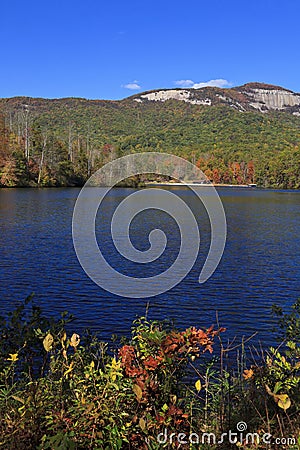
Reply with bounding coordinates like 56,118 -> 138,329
0,83 -> 299,188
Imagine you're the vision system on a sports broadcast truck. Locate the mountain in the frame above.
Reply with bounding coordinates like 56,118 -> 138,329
130,82 -> 300,115
0,82 -> 299,188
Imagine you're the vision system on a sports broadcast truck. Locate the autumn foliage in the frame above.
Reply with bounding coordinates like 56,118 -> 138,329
1,298 -> 300,449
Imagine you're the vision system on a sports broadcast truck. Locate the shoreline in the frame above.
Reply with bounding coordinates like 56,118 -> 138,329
144,181 -> 257,188
1,183 -> 300,190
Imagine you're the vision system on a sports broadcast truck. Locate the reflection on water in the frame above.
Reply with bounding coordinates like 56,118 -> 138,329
0,187 -> 299,349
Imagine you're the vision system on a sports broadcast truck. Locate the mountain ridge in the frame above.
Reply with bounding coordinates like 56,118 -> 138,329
128,82 -> 300,114
2,81 -> 300,117
1,81 -> 299,104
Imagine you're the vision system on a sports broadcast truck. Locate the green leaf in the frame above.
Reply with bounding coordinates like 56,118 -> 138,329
273,381 -> 283,394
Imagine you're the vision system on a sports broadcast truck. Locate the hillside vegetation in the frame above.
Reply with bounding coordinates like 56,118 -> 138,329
0,83 -> 299,188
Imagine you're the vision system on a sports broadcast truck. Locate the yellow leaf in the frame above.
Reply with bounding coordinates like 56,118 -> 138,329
139,417 -> 146,431
195,379 -> 202,392
43,333 -> 54,352
64,362 -> 74,377
60,331 -> 67,347
70,333 -> 80,348
133,384 -> 143,401
7,353 -> 19,362
276,394 -> 291,411
12,395 -> 25,404
265,384 -> 292,411
170,395 -> 177,404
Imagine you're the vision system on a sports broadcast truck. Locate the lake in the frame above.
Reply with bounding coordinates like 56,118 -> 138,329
0,187 -> 299,350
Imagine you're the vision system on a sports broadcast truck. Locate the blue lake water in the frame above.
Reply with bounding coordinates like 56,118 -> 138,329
0,187 -> 299,350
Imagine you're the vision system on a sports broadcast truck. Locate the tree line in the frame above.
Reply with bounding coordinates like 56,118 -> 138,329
0,97 -> 299,188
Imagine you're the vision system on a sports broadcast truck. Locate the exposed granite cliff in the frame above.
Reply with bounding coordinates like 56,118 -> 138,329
132,82 -> 300,115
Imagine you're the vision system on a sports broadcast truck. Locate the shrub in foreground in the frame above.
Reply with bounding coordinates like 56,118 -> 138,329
0,298 -> 300,449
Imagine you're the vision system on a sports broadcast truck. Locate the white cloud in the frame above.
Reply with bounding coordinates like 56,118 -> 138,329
122,81 -> 141,90
174,79 -> 194,87
174,78 -> 232,89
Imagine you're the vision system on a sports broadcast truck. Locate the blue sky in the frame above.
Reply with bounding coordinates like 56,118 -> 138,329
1,0 -> 300,99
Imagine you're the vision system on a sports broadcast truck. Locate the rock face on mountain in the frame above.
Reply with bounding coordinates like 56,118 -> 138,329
239,84 -> 300,113
132,82 -> 300,115
135,90 -> 212,106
